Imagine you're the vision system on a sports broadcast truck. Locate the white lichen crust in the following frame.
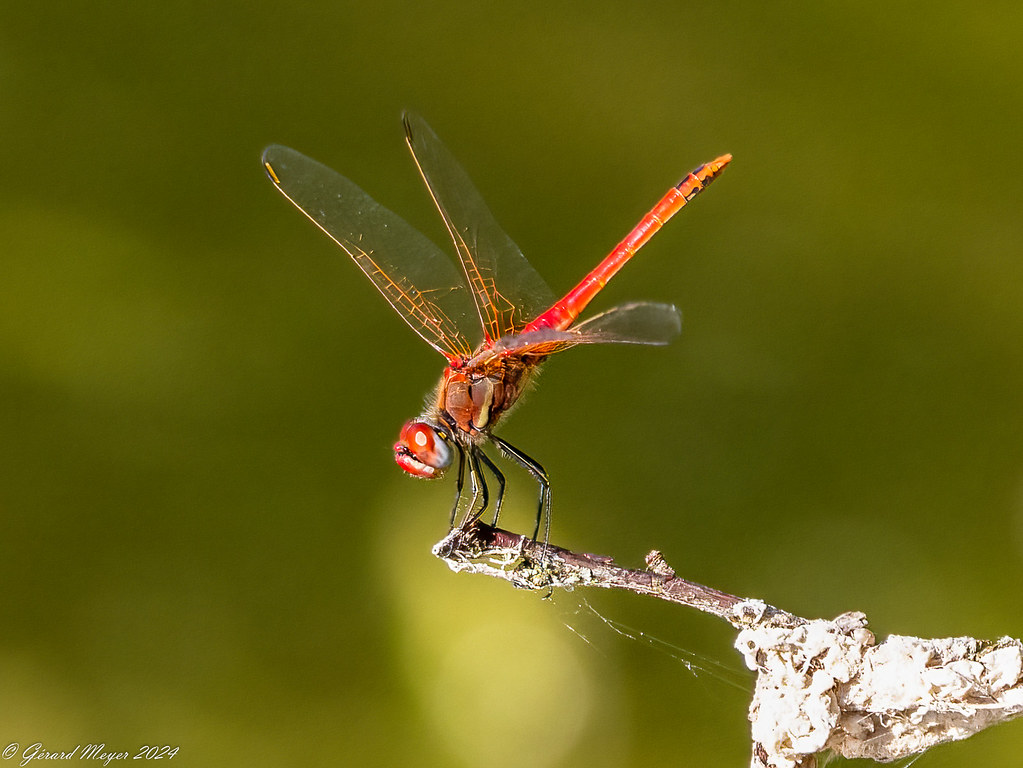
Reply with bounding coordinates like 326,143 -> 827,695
737,612 -> 1023,767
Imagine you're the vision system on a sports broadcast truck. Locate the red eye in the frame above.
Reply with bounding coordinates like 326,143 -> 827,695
405,422 -> 435,453
394,420 -> 452,478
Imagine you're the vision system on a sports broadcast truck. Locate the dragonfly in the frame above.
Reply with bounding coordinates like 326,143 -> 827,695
263,113 -> 730,541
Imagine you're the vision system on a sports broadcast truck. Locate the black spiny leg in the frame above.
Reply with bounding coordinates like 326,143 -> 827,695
476,448 -> 506,527
489,434 -> 551,542
449,442 -> 466,528
465,447 -> 490,527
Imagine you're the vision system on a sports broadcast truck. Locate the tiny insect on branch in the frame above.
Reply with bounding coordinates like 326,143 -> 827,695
434,521 -> 1023,768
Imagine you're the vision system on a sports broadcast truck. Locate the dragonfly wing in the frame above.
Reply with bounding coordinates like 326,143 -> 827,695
403,112 -> 556,342
570,301 -> 682,345
486,302 -> 682,360
263,144 -> 476,362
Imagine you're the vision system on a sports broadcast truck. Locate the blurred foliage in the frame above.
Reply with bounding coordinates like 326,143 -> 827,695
1,1 -> 1021,766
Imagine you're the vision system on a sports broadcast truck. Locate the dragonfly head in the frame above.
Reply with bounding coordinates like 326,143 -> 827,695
394,418 -> 454,479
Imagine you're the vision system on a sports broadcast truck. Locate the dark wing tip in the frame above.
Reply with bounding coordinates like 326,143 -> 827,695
402,110 -> 428,151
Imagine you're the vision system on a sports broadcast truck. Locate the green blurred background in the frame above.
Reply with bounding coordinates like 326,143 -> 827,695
2,2 -> 1021,765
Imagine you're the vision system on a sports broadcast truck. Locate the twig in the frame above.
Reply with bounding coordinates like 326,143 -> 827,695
434,521 -> 1023,768
433,520 -> 800,629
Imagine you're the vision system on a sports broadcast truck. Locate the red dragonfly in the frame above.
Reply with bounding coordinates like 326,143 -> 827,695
263,114 -> 729,540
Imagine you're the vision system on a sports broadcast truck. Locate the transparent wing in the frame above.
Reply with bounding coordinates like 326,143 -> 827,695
263,144 -> 476,362
570,301 -> 682,344
403,112 -> 556,343
485,302 -> 682,359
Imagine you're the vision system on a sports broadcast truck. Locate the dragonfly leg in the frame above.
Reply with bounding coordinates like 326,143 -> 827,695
489,434 -> 551,542
475,449 -> 506,527
449,441 -> 466,528
464,447 -> 490,527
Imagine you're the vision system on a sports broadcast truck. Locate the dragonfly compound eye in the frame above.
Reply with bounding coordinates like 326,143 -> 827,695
394,420 -> 452,478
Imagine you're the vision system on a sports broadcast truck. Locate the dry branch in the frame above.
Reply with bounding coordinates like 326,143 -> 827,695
434,522 -> 1023,768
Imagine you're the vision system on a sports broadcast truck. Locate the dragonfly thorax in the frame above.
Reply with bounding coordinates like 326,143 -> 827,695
439,357 -> 532,437
394,418 -> 453,479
